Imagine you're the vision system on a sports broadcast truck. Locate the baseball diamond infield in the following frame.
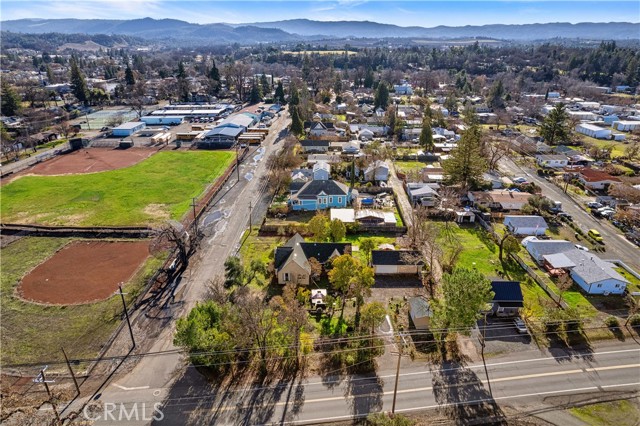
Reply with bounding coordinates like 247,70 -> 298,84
18,240 -> 150,305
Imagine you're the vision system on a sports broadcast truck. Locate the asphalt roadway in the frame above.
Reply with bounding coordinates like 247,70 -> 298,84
86,340 -> 639,425
499,156 -> 640,271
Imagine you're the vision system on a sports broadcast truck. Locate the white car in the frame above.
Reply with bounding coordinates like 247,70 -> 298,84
513,177 -> 527,184
514,318 -> 528,334
575,244 -> 589,252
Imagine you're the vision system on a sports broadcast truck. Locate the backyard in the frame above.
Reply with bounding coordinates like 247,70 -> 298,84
1,151 -> 235,226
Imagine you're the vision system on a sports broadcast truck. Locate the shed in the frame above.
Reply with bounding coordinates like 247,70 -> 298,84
371,250 -> 423,275
112,121 -> 146,137
408,297 -> 432,330
490,280 -> 524,317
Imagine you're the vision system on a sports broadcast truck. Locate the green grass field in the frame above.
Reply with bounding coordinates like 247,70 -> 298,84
1,237 -> 163,365
1,151 -> 235,226
569,399 -> 640,426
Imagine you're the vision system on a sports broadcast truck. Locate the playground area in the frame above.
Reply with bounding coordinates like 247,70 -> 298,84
18,240 -> 150,305
7,147 -> 160,179
79,108 -> 138,130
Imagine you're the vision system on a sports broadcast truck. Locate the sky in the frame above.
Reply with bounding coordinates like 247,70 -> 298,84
1,1 -> 638,27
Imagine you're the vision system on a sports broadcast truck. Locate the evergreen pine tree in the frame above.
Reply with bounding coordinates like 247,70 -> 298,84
374,81 -> 389,109
539,103 -> 570,145
1,81 -> 22,116
249,81 -> 262,104
69,57 -> 89,105
125,65 -> 136,86
260,74 -> 270,97
290,105 -> 304,135
274,81 -> 285,104
442,122 -> 488,189
419,117 -> 434,152
289,86 -> 300,107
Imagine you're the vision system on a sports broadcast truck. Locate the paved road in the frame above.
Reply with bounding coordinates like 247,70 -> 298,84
499,156 -> 640,271
86,340 -> 640,425
59,113 -> 291,417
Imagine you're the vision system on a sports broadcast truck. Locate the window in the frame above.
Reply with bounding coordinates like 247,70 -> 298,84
284,272 -> 290,282
597,284 -> 603,288
329,196 -> 333,203
337,197 -> 342,203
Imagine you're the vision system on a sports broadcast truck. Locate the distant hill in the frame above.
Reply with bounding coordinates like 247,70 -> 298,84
1,18 -> 638,43
242,19 -> 640,41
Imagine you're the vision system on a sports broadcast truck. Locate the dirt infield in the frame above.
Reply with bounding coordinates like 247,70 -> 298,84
10,147 -> 159,178
18,240 -> 150,305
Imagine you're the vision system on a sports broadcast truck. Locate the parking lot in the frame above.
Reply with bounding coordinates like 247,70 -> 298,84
471,315 -> 533,357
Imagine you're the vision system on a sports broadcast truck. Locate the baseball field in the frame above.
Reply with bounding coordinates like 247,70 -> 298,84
1,150 -> 235,226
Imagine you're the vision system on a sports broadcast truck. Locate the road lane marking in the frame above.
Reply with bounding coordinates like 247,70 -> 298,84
272,382 -> 640,425
208,362 -> 640,412
112,384 -> 150,391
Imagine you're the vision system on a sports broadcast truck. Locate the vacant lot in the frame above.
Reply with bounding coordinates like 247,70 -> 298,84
1,237 -> 162,365
1,151 -> 235,226
19,240 -> 150,305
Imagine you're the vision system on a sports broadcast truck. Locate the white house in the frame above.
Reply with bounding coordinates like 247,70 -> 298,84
504,215 -> 548,236
536,154 -> 569,168
575,123 -> 612,139
406,183 -> 439,206
578,169 -> 622,191
523,239 -> 575,264
356,160 -> 390,182
542,249 -> 628,295
393,84 -> 413,95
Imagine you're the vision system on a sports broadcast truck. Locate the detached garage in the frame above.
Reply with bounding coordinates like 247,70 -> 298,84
371,250 -> 423,275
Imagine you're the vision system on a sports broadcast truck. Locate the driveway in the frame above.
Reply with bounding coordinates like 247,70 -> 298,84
499,156 -> 640,271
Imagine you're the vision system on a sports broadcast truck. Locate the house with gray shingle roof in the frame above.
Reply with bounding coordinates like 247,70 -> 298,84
504,215 -> 548,236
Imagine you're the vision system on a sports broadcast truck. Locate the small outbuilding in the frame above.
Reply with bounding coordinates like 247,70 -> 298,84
408,297 -> 432,330
112,121 -> 146,137
371,250 -> 423,275
490,280 -> 524,317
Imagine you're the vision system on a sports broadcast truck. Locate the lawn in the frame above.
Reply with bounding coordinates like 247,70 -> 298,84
1,151 -> 235,226
569,399 -> 640,426
344,233 -> 397,263
616,267 -> 640,294
394,161 -> 429,173
579,135 -> 626,158
1,237 -> 162,366
238,228 -> 285,265
438,223 -> 557,318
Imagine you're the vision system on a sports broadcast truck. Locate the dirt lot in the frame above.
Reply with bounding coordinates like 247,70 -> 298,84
5,147 -> 159,181
18,240 -> 150,305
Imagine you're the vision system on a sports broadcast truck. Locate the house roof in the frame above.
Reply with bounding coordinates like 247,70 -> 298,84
490,280 -> 524,306
408,297 -> 432,318
274,233 -> 351,271
300,139 -> 330,147
504,215 -> 548,230
407,184 -> 439,198
579,168 -> 622,183
356,209 -> 396,224
330,208 -> 356,223
205,126 -> 243,138
543,253 -> 577,269
536,154 -> 568,161
562,249 -> 629,285
471,190 -> 532,204
295,180 -> 349,198
289,181 -> 306,193
372,250 -> 423,266
524,239 -> 576,257
313,161 -> 330,173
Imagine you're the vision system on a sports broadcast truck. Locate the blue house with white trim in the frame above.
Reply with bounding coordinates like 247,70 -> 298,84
289,162 -> 352,211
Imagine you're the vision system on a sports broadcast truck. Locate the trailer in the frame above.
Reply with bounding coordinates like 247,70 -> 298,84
141,116 -> 184,126
150,132 -> 172,144
176,132 -> 201,141
247,127 -> 269,136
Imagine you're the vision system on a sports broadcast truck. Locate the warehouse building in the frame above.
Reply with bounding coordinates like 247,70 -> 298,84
112,121 -> 146,137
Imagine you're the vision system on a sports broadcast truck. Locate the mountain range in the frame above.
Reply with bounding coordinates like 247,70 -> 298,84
1,18 -> 638,43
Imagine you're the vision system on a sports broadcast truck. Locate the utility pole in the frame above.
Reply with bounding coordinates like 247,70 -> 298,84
118,285 -> 135,349
391,333 -> 405,416
191,197 -> 198,235
236,143 -> 241,182
85,111 -> 91,130
248,201 -> 252,231
34,366 -> 61,424
480,312 -> 493,397
61,347 -> 80,395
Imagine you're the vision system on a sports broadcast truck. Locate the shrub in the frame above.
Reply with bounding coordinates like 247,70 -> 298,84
629,314 -> 640,327
605,316 -> 619,328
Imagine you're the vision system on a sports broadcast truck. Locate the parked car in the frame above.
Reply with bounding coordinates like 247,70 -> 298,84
587,202 -> 603,209
557,212 -> 573,221
574,244 -> 589,252
514,318 -> 528,334
513,176 -> 528,184
588,229 -> 604,243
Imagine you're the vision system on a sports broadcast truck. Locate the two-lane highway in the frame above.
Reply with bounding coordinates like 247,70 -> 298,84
499,156 -> 639,271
